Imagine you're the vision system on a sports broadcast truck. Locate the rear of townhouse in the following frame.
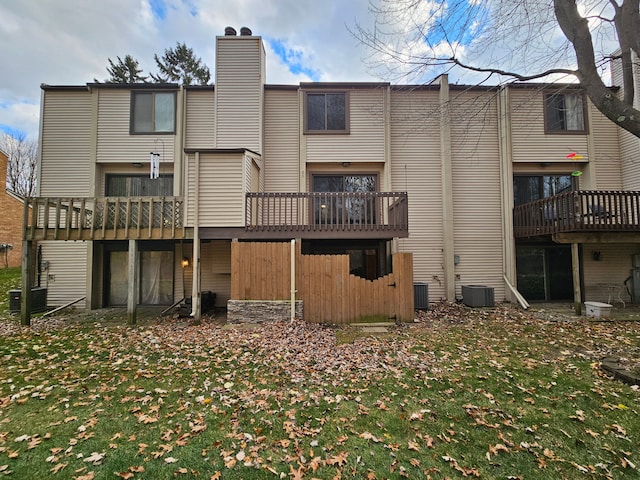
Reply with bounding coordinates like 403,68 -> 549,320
20,28 -> 640,323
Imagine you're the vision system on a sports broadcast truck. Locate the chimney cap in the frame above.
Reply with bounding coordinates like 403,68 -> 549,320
240,26 -> 252,36
224,26 -> 237,36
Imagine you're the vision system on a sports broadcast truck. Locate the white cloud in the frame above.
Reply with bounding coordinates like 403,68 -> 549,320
0,0 -> 621,139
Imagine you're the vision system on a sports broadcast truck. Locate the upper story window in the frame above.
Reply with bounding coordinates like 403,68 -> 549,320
544,92 -> 587,133
131,91 -> 176,134
304,92 -> 349,134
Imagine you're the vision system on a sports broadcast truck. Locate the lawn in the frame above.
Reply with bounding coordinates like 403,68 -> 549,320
0,281 -> 639,479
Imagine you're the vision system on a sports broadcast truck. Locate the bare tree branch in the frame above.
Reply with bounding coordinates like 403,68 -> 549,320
353,0 -> 640,138
1,132 -> 38,197
449,57 -> 577,82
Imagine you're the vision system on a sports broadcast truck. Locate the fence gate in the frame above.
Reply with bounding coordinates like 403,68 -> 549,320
231,242 -> 414,323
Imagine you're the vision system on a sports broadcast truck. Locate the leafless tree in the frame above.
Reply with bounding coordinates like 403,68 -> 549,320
352,0 -> 640,138
1,132 -> 38,197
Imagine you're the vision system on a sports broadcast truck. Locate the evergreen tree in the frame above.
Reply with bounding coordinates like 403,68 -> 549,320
104,55 -> 148,83
151,42 -> 211,85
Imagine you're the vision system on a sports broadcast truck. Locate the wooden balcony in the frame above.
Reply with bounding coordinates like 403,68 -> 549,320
245,192 -> 409,239
513,190 -> 640,239
23,197 -> 186,241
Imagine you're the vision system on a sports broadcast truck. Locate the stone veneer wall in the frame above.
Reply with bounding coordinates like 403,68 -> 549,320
227,300 -> 304,323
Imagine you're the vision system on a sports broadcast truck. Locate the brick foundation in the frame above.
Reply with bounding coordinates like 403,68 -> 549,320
226,300 -> 303,323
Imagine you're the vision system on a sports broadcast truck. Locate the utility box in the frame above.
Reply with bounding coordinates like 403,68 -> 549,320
585,301 -> 612,318
414,283 -> 428,310
9,287 -> 48,313
462,285 -> 495,307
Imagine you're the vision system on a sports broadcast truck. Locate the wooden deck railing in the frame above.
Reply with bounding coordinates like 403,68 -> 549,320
245,192 -> 409,239
23,196 -> 185,241
513,190 -> 640,238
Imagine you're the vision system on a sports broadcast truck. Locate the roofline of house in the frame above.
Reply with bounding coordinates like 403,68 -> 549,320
40,80 -> 619,93
183,147 -> 261,156
5,189 -> 26,203
40,83 -> 180,91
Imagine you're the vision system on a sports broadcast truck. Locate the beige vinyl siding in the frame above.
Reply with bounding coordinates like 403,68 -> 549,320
590,103 -> 623,189
96,89 -> 176,163
40,241 -> 88,307
510,89 -> 589,164
610,53 -> 640,189
450,91 -> 504,301
305,89 -> 386,164
185,89 -> 215,149
389,89 -> 445,299
186,152 -> 244,227
200,240 -> 232,307
215,37 -> 264,151
619,129 -> 640,189
264,89 -> 300,192
40,91 -> 92,196
582,243 -> 636,303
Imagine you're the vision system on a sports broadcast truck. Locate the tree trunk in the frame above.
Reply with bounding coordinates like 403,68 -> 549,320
554,0 -> 640,138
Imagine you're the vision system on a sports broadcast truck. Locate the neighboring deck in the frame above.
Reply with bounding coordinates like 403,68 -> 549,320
23,197 -> 187,241
245,192 -> 409,239
513,190 -> 640,239
23,191 -> 409,241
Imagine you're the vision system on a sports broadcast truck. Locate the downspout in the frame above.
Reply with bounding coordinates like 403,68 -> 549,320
190,152 -> 201,322
439,75 -> 456,301
291,239 -> 296,321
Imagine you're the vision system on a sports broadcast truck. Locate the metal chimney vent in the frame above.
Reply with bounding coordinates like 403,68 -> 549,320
240,26 -> 252,36
224,26 -> 237,36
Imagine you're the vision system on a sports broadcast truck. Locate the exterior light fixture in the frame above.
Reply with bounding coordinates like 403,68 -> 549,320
181,257 -> 190,268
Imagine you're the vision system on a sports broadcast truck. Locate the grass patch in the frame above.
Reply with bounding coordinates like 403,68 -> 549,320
0,305 -> 639,479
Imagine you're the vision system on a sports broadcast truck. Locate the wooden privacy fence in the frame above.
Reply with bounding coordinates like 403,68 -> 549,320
231,242 -> 414,323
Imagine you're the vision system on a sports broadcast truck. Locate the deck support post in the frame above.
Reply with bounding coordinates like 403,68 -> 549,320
127,239 -> 139,325
20,240 -> 33,326
190,152 -> 201,324
571,243 -> 582,315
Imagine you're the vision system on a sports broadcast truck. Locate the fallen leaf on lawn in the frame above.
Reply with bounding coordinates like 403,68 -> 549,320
75,472 -> 95,480
569,410 -> 585,422
326,451 -> 349,466
83,452 -> 105,465
50,463 -> 67,474
407,440 -> 420,451
115,472 -> 134,479
164,457 -> 178,464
